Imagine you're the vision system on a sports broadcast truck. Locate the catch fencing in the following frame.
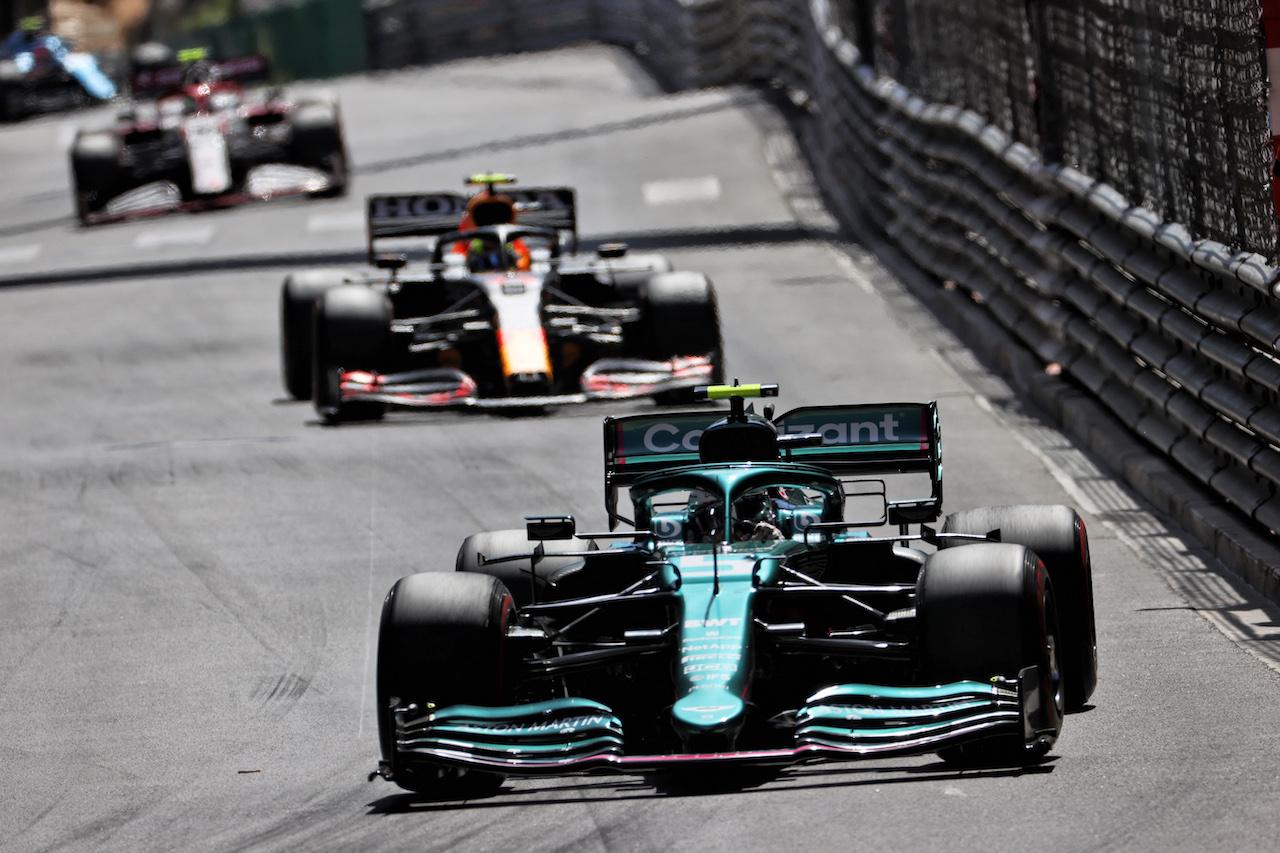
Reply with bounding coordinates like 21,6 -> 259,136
360,0 -> 1280,594
169,0 -> 368,82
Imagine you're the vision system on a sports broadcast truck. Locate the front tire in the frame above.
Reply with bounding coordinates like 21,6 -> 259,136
70,132 -> 121,224
918,543 -> 1064,766
941,505 -> 1097,710
312,285 -> 390,423
376,572 -> 512,797
280,270 -> 349,399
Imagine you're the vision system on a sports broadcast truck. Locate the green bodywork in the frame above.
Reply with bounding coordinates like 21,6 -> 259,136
385,394 -> 1049,778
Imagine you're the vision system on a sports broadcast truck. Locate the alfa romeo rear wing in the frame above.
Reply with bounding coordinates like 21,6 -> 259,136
365,188 -> 577,263
603,401 -> 942,527
130,53 -> 271,97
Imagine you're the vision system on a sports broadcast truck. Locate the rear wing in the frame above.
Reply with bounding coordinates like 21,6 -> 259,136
603,401 -> 942,526
365,187 -> 578,263
130,54 -> 271,97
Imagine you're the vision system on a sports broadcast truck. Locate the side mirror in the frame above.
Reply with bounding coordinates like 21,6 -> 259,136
596,242 -> 628,259
526,515 -> 576,541
373,253 -> 408,271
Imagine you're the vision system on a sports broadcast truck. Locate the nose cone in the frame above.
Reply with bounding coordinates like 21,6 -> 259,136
671,690 -> 747,751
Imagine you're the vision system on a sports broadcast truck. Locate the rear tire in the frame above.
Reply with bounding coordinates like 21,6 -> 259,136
918,543 -> 1064,766
941,505 -> 1097,710
640,271 -> 724,404
280,270 -> 349,399
456,529 -> 584,608
312,285 -> 390,423
291,101 -> 349,197
376,572 -> 512,797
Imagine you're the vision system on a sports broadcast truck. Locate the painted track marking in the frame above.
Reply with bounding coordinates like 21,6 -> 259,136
0,245 -> 41,264
306,210 -> 364,232
642,176 -> 721,205
133,225 -> 216,249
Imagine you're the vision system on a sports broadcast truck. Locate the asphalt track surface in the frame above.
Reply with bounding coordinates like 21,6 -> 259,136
2,45 -> 1280,852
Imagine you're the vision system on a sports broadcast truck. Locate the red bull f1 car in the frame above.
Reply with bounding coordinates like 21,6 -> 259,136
70,48 -> 347,225
280,174 -> 724,423
371,383 -> 1098,796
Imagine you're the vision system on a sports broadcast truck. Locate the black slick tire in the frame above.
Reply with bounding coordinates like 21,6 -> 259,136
456,529 -> 584,608
70,132 -> 121,224
280,270 -> 348,399
312,285 -> 390,423
941,504 -> 1097,710
918,542 -> 1064,766
376,572 -> 512,797
290,101 -> 348,197
640,271 -> 724,404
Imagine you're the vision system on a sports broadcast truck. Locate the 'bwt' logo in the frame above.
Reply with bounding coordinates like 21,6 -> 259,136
641,414 -> 903,453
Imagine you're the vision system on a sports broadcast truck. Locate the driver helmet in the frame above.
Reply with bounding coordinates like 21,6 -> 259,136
465,235 -> 504,271
17,15 -> 46,36
733,490 -> 786,541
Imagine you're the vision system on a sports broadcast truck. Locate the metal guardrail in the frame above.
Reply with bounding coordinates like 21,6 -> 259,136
787,0 -> 1280,540
360,0 -> 1280,590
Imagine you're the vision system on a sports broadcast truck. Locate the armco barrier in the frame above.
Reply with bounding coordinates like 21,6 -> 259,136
362,0 -> 1280,599
786,0 -> 1280,597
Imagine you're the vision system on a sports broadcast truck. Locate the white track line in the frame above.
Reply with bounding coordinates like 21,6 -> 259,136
642,176 -> 721,205
133,225 -> 216,249
0,244 -> 41,264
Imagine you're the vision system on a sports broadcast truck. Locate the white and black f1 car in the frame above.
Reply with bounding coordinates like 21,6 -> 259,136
70,47 -> 347,225
280,174 -> 724,423
371,383 -> 1098,796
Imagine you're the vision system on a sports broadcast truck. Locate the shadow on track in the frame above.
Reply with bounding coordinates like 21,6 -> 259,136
364,759 -> 1056,814
0,223 -> 842,289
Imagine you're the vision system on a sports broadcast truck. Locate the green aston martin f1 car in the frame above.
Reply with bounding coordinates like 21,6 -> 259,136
372,384 -> 1097,795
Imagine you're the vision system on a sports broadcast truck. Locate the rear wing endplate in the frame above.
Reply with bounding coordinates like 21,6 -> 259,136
365,187 -> 577,263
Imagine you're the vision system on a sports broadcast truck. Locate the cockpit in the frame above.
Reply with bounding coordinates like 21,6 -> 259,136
633,468 -> 842,546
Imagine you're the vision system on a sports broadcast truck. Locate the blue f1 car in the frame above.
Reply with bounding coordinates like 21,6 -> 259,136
0,17 -> 115,122
372,384 -> 1098,796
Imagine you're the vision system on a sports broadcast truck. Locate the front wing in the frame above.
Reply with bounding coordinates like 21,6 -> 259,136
83,167 -> 339,224
338,357 -> 715,410
375,671 -> 1053,781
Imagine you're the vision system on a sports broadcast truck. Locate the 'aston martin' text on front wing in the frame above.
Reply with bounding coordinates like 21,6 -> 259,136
371,384 -> 1099,795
